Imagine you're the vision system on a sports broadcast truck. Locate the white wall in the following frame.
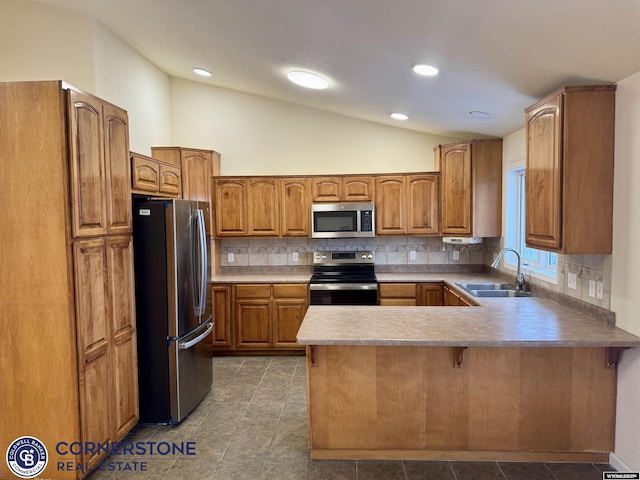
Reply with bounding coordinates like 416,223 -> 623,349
0,0 -> 172,154
169,77 -> 459,175
611,70 -> 640,471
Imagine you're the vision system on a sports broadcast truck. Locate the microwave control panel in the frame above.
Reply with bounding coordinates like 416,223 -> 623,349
360,210 -> 373,232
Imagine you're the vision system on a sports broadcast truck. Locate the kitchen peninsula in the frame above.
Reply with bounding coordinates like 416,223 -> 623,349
297,282 -> 640,462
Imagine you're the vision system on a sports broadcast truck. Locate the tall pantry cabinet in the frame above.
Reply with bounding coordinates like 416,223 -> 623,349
0,81 -> 138,480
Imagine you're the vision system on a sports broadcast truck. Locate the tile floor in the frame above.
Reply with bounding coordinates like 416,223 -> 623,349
87,355 -> 617,480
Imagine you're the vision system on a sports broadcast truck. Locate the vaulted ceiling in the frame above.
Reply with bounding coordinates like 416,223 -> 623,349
36,0 -> 640,138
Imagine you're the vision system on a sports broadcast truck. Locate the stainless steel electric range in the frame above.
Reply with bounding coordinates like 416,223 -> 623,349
309,251 -> 378,305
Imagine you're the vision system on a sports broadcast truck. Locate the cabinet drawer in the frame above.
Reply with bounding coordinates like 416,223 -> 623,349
378,283 -> 416,298
235,284 -> 271,298
273,283 -> 308,298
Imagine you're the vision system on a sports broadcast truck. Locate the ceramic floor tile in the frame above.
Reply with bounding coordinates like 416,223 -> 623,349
545,462 -> 604,480
309,459 -> 357,480
357,459 -> 406,480
450,461 -> 507,480
498,462 -> 556,480
404,460 -> 455,480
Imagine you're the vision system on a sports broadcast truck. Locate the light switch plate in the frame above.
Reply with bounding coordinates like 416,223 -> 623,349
227,252 -> 234,263
409,250 -> 417,260
567,272 -> 577,289
588,280 -> 596,298
452,250 -> 460,261
596,281 -> 604,299
292,252 -> 299,262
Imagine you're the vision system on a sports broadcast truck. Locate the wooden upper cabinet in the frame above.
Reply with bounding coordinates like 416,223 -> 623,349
247,178 -> 280,236
68,89 -> 133,238
343,176 -> 375,201
214,178 -> 248,236
376,174 -> 439,235
103,103 -> 132,234
436,139 -> 502,238
376,176 -> 406,234
312,177 -> 342,201
131,152 -> 182,197
525,85 -> 615,254
407,175 -> 439,234
152,147 -> 221,235
280,178 -> 311,236
312,176 -> 375,202
439,143 -> 471,235
68,89 -> 108,238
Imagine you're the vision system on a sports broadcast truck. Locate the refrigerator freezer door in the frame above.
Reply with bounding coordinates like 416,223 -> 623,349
168,320 -> 214,422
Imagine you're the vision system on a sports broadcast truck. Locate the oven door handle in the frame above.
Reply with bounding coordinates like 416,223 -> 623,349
310,283 -> 378,291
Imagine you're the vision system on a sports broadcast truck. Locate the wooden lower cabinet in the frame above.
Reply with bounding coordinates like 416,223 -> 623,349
210,283 -> 308,353
444,284 -> 472,306
307,345 -> 615,461
379,282 -> 446,306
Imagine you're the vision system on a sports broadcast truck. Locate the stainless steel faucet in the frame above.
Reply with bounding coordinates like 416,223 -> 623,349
491,248 -> 526,290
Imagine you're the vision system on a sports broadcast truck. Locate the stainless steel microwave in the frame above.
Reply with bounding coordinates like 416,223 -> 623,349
311,203 -> 375,238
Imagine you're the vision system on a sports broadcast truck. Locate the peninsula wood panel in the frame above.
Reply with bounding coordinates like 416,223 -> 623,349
307,345 -> 615,460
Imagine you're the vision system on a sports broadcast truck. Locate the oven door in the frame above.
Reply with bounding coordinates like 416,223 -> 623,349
309,283 -> 378,305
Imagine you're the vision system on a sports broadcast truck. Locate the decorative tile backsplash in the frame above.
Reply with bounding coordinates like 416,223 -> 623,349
220,236 -> 488,268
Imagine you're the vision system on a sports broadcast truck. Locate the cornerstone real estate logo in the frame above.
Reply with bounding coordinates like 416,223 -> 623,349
6,436 -> 48,479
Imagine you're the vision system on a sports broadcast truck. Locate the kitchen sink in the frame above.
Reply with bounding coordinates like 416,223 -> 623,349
470,290 -> 535,298
456,282 -> 516,291
455,282 -> 535,298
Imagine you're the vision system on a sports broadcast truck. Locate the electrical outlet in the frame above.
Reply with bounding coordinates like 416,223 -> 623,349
588,280 -> 596,298
292,252 -> 299,262
452,250 -> 460,261
567,272 -> 577,289
227,252 -> 234,263
596,281 -> 604,300
409,250 -> 417,260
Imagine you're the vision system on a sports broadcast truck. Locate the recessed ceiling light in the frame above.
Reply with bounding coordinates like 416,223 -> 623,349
390,113 -> 409,121
193,67 -> 212,77
412,64 -> 439,76
287,70 -> 329,90
469,111 -> 493,119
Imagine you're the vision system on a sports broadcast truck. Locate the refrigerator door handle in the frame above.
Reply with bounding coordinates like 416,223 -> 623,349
193,208 -> 208,316
178,321 -> 214,350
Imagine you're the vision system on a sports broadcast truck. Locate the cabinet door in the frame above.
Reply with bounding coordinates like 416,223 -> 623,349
182,150 -> 213,234
73,239 -> 112,469
273,298 -> 308,348
312,177 -> 342,201
343,176 -> 375,201
107,236 -> 138,440
440,143 -> 472,235
418,283 -> 444,306
248,178 -> 280,236
103,103 -> 132,234
235,299 -> 272,348
526,95 -> 563,250
68,90 -> 108,238
376,176 -> 406,234
158,163 -> 183,197
131,154 -> 160,193
407,175 -> 439,234
214,179 -> 248,236
280,178 -> 311,237
211,285 -> 233,347
378,283 -> 417,306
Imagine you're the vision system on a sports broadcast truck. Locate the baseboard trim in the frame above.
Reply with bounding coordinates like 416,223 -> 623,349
610,452 -> 634,472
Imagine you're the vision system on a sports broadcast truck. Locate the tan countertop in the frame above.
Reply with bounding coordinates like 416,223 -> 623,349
297,273 -> 640,347
210,270 -> 640,347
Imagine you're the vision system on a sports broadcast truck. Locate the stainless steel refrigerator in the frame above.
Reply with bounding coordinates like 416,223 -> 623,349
132,198 -> 213,424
